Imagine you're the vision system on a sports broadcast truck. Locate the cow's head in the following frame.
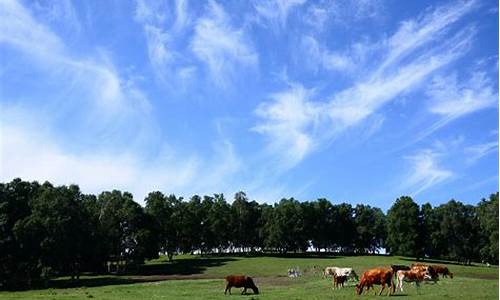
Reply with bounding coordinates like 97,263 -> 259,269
355,283 -> 363,295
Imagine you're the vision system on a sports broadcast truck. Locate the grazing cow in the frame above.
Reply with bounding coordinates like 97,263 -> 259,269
430,265 -> 453,278
391,265 -> 411,278
396,268 -> 432,292
224,275 -> 259,295
411,264 -> 439,282
333,275 -> 348,289
324,267 -> 359,281
355,268 -> 394,296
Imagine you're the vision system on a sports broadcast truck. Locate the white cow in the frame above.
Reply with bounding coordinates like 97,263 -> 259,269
396,269 -> 431,292
324,267 -> 359,281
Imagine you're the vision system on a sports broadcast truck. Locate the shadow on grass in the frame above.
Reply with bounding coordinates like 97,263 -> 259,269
50,276 -> 136,289
135,256 -> 237,276
46,256 -> 237,289
399,257 -> 478,267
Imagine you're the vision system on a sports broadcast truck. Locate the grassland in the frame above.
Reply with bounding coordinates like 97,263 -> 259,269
0,254 -> 497,299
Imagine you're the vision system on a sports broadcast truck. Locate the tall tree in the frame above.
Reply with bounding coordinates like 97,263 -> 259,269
304,199 -> 335,251
29,184 -> 88,281
476,192 -> 499,263
264,198 -> 307,253
231,192 -> 256,252
386,196 -> 420,257
0,179 -> 41,289
207,194 -> 231,253
333,203 -> 356,252
354,205 -> 386,254
436,200 -> 482,264
98,190 -> 159,269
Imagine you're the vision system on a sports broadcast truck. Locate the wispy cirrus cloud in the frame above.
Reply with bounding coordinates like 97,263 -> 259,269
254,0 -> 306,29
300,36 -> 354,73
191,0 -> 258,87
1,0 -> 150,116
416,71 -> 499,139
134,0 -> 196,84
378,0 -> 476,74
304,0 -> 385,30
254,0 -> 477,169
465,141 -> 499,164
402,148 -> 453,196
253,84 -> 325,168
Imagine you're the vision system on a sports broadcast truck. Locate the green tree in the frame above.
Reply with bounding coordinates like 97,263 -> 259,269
354,204 -> 386,254
98,190 -> 159,270
386,196 -> 420,257
436,200 -> 481,264
29,184 -> 88,282
207,194 -> 231,253
230,192 -> 258,252
476,192 -> 499,263
0,179 -> 41,289
333,203 -> 356,252
264,198 -> 307,252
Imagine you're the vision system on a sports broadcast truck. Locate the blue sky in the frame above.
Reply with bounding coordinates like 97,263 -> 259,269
1,0 -> 498,210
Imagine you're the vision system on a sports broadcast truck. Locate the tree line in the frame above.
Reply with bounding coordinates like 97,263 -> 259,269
0,178 -> 498,289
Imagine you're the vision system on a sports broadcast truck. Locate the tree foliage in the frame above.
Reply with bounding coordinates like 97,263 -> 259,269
1,178 -> 498,290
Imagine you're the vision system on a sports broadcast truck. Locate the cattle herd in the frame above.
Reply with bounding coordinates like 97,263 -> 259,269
224,263 -> 453,296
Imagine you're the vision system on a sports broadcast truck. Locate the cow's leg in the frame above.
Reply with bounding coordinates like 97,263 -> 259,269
224,285 -> 230,295
242,287 -> 246,295
379,283 -> 385,296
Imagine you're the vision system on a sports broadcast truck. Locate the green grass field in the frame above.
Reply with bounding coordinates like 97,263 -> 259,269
0,254 -> 497,299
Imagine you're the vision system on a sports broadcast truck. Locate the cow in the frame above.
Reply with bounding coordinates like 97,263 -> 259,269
333,275 -> 348,289
355,268 -> 394,296
224,275 -> 259,295
391,265 -> 411,278
411,264 -> 439,282
324,267 -> 359,281
396,268 -> 432,292
430,265 -> 453,278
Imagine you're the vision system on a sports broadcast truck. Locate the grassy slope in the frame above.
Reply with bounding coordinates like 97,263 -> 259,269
0,255 -> 497,300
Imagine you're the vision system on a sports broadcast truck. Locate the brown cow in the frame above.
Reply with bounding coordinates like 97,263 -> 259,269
411,264 -> 439,282
333,275 -> 348,289
391,265 -> 411,278
355,268 -> 394,296
430,265 -> 453,278
224,275 -> 259,295
396,268 -> 431,292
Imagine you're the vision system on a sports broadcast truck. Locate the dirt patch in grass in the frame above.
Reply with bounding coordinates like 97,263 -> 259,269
128,274 -> 221,282
458,272 -> 498,280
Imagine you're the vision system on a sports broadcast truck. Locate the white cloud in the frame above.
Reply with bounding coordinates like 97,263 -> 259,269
253,85 -> 325,168
254,0 -> 306,28
0,0 -> 148,116
304,0 -> 385,30
379,0 -> 476,74
31,0 -> 82,34
403,149 -> 453,196
465,141 -> 499,164
254,1 -> 476,168
191,0 -> 257,86
143,24 -> 173,72
411,70 -> 498,142
428,71 -> 497,119
134,0 -> 195,84
301,36 -> 354,72
0,110 -> 246,204
0,121 -> 198,201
